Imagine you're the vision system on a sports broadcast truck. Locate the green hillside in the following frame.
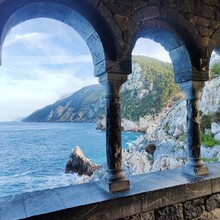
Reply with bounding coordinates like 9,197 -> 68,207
121,56 -> 178,121
24,56 -> 178,123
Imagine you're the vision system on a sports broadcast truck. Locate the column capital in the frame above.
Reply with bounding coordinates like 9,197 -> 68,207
178,80 -> 205,100
99,73 -> 127,97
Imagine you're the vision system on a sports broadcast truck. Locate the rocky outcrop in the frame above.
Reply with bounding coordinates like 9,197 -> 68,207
127,76 -> 220,169
211,122 -> 220,141
65,146 -> 99,176
135,76 -> 220,142
66,145 -> 185,182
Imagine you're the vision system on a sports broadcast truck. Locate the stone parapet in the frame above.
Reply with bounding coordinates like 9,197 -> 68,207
1,162 -> 220,220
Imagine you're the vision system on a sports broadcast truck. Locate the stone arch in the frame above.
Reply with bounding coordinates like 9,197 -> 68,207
125,7 -> 209,82
0,0 -> 117,76
133,25 -> 197,83
140,28 -> 191,83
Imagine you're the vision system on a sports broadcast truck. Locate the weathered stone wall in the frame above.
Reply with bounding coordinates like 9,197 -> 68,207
1,163 -> 220,220
122,193 -> 220,220
1,0 -> 220,78
89,0 -> 220,74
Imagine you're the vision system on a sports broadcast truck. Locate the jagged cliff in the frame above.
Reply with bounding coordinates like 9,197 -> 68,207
24,56 -> 178,125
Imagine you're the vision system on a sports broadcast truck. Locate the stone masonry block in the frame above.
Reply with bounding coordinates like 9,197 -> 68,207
142,185 -> 186,212
155,204 -> 184,220
185,179 -> 212,201
65,11 -> 95,40
0,194 -> 26,220
183,198 -> 205,219
120,210 -> 155,220
139,6 -> 160,20
212,177 -> 220,194
86,32 -> 105,65
206,193 -> 220,212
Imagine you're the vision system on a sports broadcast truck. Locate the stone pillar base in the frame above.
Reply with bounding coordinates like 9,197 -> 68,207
100,179 -> 130,193
193,166 -> 209,176
184,165 -> 209,176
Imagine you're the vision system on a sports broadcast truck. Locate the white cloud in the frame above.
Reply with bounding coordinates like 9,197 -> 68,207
0,70 -> 98,121
3,32 -> 51,48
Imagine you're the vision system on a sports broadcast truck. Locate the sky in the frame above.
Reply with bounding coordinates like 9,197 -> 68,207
0,18 -> 171,122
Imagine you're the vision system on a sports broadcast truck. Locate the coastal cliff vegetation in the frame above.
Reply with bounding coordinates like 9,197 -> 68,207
23,55 -> 179,126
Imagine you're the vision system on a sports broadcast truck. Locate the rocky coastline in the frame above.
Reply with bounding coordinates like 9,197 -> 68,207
66,76 -> 220,183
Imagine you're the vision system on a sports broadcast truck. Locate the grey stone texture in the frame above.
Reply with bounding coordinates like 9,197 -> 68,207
155,204 -> 184,220
179,80 -> 209,175
0,0 -> 219,77
100,73 -> 130,192
183,198 -> 205,219
206,193 -> 220,212
0,162 -> 220,220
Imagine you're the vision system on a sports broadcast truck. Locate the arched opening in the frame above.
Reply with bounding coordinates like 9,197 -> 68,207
120,22 -> 210,177
0,17 -> 102,196
0,16 -> 141,196
120,35 -> 187,175
1,18 -> 97,121
0,1 -> 116,197
0,1 -> 118,76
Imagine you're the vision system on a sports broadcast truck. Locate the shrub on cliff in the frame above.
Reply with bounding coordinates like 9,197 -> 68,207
210,62 -> 220,78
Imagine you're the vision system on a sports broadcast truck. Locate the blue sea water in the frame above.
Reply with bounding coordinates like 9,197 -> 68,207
0,122 -> 141,197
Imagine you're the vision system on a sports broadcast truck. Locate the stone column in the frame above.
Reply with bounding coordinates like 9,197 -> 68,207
99,73 -> 130,192
179,80 -> 209,175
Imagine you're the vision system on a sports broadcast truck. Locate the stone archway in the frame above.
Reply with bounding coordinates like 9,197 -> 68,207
0,0 -> 118,77
126,17 -> 210,176
140,28 -> 192,83
0,0 -> 128,193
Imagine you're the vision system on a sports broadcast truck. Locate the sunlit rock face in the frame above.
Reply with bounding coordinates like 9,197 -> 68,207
65,146 -> 99,176
200,77 -> 220,115
140,76 -> 220,141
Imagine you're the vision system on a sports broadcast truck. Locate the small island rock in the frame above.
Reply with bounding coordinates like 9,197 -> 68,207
65,146 -> 99,176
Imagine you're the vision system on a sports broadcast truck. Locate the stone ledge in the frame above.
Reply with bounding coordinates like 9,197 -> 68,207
0,162 -> 220,220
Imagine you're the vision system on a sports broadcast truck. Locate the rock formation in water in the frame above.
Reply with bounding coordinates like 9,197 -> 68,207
65,146 -> 99,176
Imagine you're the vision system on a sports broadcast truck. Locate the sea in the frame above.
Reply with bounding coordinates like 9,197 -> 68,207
0,122 -> 142,197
